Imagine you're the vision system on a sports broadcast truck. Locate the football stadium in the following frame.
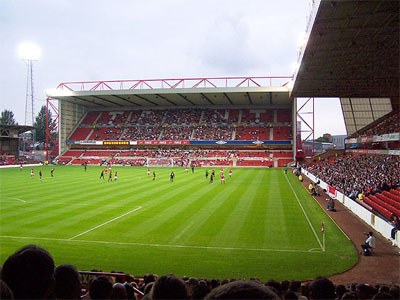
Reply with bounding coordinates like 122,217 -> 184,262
0,1 -> 399,299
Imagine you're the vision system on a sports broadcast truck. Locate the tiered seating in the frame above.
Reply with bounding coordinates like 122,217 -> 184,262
163,109 -> 202,124
60,107 -> 294,168
110,111 -> 130,125
88,127 -> 123,140
276,109 -> 291,123
235,126 -> 270,140
259,109 -> 274,123
96,112 -> 114,124
379,192 -> 400,209
241,109 -> 258,123
128,110 -> 143,123
161,126 -> 192,140
69,128 -> 92,140
139,110 -> 165,124
81,150 -> 116,157
63,150 -> 84,157
272,126 -> 291,140
201,109 -> 227,123
227,109 -> 240,123
121,126 -> 162,140
192,125 -> 233,140
236,159 -> 272,167
363,196 -> 393,220
369,194 -> 400,217
81,111 -> 100,125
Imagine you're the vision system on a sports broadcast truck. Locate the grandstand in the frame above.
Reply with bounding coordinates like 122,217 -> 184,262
48,80 -> 295,168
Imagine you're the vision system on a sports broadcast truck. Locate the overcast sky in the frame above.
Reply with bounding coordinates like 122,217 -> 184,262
0,0 -> 346,138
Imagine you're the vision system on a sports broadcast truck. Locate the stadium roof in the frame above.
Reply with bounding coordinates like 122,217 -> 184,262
46,77 -> 293,108
0,124 -> 34,135
291,0 -> 399,110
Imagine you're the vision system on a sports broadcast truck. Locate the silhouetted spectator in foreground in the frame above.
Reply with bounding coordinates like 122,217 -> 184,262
89,276 -> 112,299
308,277 -> 336,300
0,244 -> 55,299
151,274 -> 188,299
341,291 -> 358,299
112,282 -> 128,299
191,283 -> 210,299
54,264 -> 82,299
0,279 -> 14,299
335,284 -> 347,300
205,280 -> 280,299
372,291 -> 394,299
123,282 -> 136,300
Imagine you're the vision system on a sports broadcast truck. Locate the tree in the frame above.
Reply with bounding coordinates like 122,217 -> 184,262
0,109 -> 18,125
34,105 -> 53,143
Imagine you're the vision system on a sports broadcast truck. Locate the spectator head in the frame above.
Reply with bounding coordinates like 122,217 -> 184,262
205,280 -> 280,299
265,279 -> 282,296
0,280 -> 14,299
143,273 -> 157,285
389,285 -> 399,299
112,282 -> 128,299
54,264 -> 81,299
151,274 -> 188,299
335,284 -> 347,299
143,281 -> 154,295
341,291 -> 359,299
123,282 -> 135,300
89,276 -> 112,299
282,290 -> 298,299
356,283 -> 376,299
288,280 -> 302,293
308,277 -> 336,300
185,277 -> 199,296
0,244 -> 55,299
191,283 -> 210,299
372,291 -> 394,299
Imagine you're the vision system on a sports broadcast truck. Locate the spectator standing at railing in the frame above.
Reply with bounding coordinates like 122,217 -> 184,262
390,214 -> 400,241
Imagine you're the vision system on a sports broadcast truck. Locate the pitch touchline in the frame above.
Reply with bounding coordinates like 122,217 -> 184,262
285,174 -> 324,251
0,235 -> 322,253
0,197 -> 27,203
68,206 -> 143,240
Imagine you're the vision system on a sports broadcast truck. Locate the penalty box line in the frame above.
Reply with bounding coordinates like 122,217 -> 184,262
0,235 -> 323,253
68,206 -> 142,240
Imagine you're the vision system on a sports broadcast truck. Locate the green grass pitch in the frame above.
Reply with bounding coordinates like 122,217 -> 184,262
0,165 -> 357,281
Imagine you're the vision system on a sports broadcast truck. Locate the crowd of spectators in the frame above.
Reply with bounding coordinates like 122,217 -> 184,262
56,148 -> 293,167
191,125 -> 233,141
303,154 -> 400,200
69,108 -> 293,142
1,244 -> 399,300
121,126 -> 162,141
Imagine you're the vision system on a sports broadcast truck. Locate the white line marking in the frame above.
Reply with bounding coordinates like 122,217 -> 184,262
0,198 -> 27,203
68,206 -> 142,240
285,174 -> 324,251
0,235 -> 322,253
